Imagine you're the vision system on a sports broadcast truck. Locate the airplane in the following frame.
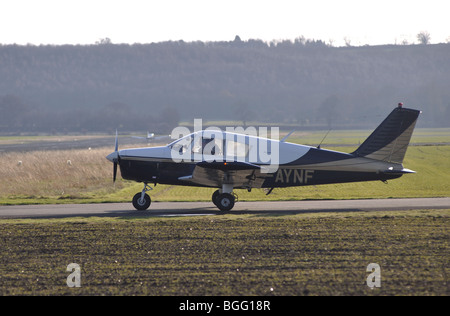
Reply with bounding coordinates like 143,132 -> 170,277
132,132 -> 171,142
132,132 -> 155,140
106,104 -> 421,211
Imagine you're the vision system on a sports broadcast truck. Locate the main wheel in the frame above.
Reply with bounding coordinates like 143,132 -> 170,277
132,192 -> 151,210
215,193 -> 235,211
212,190 -> 220,207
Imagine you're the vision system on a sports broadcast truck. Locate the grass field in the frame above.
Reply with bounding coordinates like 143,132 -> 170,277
0,210 -> 448,296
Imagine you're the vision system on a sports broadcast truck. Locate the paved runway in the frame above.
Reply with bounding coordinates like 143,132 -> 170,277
0,198 -> 449,219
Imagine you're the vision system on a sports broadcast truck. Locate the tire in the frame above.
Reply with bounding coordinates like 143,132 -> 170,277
132,192 -> 151,211
212,190 -> 220,207
215,193 -> 235,211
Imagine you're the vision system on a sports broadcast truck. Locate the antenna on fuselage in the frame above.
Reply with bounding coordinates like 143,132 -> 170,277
317,129 -> 332,149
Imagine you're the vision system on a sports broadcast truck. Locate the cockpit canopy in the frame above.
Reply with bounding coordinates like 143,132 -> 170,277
169,131 -> 251,159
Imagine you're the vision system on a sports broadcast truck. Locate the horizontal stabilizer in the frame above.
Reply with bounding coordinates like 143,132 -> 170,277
381,168 -> 416,174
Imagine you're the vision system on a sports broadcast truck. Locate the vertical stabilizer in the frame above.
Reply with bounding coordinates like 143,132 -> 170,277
353,106 -> 421,164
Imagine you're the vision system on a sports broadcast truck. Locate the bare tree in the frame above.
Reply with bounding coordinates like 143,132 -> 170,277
343,37 -> 352,47
96,37 -> 112,45
417,31 -> 431,45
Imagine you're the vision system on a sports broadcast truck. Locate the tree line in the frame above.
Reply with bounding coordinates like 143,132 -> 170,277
0,95 -> 179,134
0,39 -> 449,134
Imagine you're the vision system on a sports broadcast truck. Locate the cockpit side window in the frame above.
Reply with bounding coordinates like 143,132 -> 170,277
192,132 -> 224,156
202,137 -> 224,156
225,138 -> 249,159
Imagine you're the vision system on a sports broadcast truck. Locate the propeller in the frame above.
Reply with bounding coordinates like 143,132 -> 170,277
106,130 -> 120,183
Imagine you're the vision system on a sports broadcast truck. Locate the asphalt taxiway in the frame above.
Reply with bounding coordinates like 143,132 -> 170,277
0,198 -> 449,219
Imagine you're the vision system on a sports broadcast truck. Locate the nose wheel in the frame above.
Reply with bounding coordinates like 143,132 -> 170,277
132,183 -> 152,210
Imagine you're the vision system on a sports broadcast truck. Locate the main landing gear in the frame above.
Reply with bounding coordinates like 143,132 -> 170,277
212,184 -> 236,211
132,183 -> 152,211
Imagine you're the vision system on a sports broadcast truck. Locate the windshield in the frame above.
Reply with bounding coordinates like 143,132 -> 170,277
169,134 -> 194,154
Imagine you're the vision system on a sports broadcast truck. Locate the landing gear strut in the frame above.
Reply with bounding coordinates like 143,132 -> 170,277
132,183 -> 152,211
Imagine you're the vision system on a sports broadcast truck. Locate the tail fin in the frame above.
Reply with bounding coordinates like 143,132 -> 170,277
353,106 -> 421,164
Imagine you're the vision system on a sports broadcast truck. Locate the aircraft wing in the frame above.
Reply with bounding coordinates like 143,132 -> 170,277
179,162 -> 271,189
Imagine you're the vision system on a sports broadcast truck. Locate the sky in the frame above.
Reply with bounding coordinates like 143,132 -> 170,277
0,0 -> 448,46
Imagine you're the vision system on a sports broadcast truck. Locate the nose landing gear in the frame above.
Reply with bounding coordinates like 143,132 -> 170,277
132,183 -> 152,210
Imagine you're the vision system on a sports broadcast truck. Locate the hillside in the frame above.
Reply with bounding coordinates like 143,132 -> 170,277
1,40 -> 449,133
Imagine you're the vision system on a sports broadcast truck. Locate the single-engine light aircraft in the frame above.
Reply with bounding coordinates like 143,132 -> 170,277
106,104 -> 421,211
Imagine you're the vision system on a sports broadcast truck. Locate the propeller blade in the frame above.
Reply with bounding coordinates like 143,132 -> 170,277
113,161 -> 118,183
109,130 -> 118,183
114,129 -> 119,152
